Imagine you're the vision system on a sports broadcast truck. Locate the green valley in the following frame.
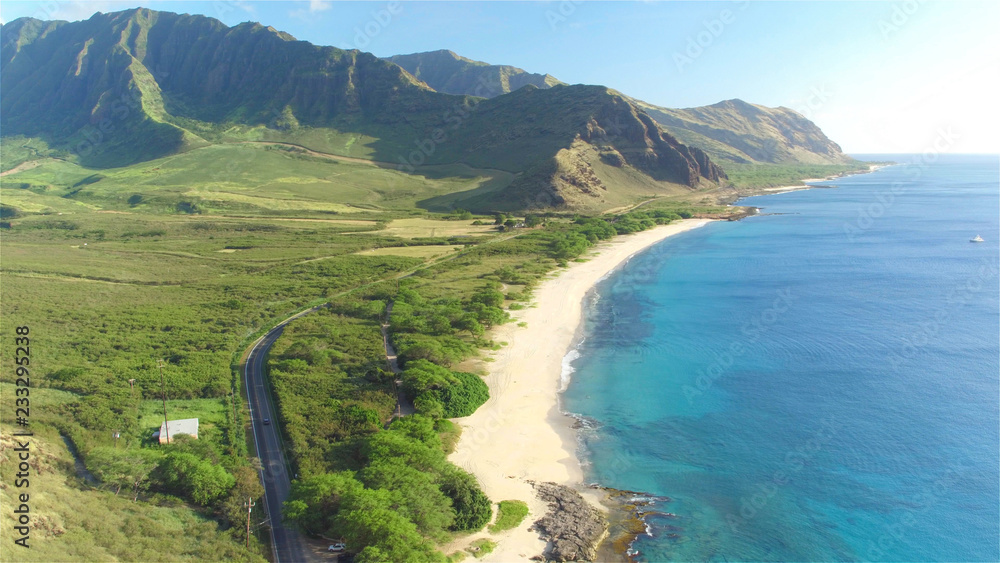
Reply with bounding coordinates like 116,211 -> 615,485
0,6 -> 868,562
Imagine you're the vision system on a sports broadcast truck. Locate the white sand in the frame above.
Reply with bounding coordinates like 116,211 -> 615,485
761,185 -> 812,193
448,219 -> 713,561
765,164 -> 889,196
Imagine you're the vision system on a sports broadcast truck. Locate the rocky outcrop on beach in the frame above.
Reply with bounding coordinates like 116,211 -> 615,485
529,481 -> 608,562
594,487 -> 677,562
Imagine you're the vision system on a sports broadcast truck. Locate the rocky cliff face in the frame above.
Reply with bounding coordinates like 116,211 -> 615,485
388,49 -> 563,98
383,49 -> 853,166
633,98 -> 852,164
579,99 -> 726,185
437,84 -> 727,209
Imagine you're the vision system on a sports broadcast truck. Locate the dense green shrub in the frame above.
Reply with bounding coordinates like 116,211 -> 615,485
87,447 -> 160,501
440,467 -> 492,531
438,372 -> 489,418
285,417 -> 486,560
401,361 -> 489,418
158,451 -> 236,505
489,500 -> 530,532
394,333 -> 477,366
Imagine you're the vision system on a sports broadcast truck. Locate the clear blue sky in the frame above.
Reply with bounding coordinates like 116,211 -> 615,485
2,1 -> 998,153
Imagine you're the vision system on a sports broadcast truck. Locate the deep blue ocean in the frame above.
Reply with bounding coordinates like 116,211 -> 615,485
563,154 -> 999,562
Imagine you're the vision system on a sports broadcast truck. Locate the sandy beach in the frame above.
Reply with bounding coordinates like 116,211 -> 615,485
448,218 -> 713,561
762,163 -> 892,195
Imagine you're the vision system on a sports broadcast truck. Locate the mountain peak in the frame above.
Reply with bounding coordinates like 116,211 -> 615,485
637,97 -> 849,164
387,50 -> 564,98
708,98 -> 763,113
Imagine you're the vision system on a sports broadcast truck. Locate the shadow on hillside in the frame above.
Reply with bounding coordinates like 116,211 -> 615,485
416,169 -> 517,213
17,117 -> 190,170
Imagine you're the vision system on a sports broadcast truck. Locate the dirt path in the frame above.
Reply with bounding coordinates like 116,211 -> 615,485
240,141 -> 515,178
381,301 -> 415,419
1,159 -> 48,177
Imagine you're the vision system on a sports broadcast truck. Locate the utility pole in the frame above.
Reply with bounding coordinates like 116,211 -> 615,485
244,496 -> 256,547
158,359 -> 170,444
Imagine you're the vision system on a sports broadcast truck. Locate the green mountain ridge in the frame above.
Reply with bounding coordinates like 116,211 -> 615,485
1,8 -> 723,212
388,49 -> 564,98
387,49 -> 851,166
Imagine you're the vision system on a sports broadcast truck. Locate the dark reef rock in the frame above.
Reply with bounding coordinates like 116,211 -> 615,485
530,481 -> 608,562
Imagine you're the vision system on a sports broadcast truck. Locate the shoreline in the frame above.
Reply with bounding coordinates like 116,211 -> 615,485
448,218 -> 713,562
758,162 -> 893,196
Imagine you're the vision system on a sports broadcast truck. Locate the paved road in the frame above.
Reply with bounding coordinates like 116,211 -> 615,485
245,317 -> 320,563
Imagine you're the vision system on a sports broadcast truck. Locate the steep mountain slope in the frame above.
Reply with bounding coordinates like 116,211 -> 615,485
385,50 -> 852,166
0,8 -> 454,167
436,84 -> 726,210
630,98 -> 852,165
1,9 -> 724,211
387,49 -> 563,98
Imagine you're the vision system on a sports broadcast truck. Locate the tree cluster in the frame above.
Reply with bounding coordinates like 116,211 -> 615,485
285,416 -> 491,563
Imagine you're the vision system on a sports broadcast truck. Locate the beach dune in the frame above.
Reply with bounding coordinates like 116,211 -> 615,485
448,219 -> 712,561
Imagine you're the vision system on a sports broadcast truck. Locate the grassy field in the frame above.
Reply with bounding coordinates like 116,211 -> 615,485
371,218 -> 499,239
0,425 -> 264,562
0,383 -> 80,410
0,136 -> 61,172
139,398 -> 228,434
357,245 -> 466,258
1,143 -> 516,215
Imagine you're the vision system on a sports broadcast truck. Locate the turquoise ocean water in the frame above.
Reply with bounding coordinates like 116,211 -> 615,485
562,155 -> 999,562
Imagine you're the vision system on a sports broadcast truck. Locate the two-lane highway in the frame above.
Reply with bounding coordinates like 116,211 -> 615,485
244,313 -> 321,563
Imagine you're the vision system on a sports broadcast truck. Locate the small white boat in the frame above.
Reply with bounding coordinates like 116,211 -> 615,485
970,234 -> 984,243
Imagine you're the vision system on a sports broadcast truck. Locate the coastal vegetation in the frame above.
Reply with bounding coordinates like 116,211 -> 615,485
723,162 -> 872,190
1,146 -> 711,557
1,7 -> 861,560
466,538 -> 497,558
283,416 -> 490,563
489,500 -> 530,533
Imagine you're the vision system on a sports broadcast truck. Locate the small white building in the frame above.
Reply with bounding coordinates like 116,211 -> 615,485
155,418 -> 199,444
